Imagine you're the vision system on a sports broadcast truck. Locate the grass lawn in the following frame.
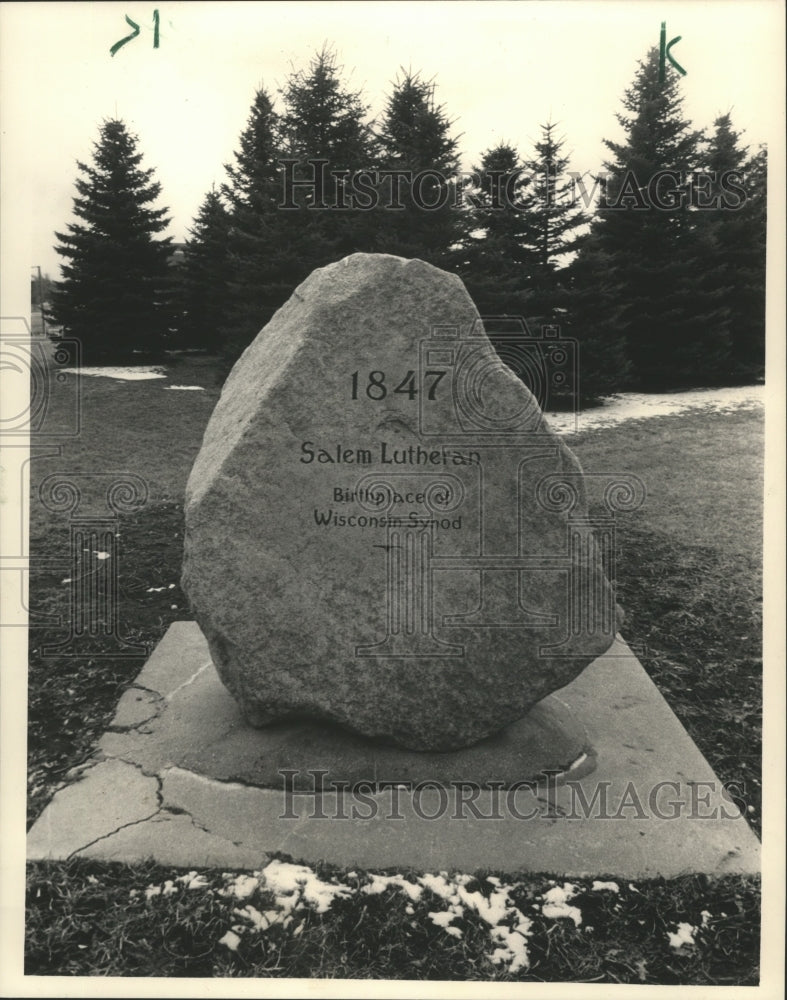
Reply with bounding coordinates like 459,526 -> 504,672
24,355 -> 763,982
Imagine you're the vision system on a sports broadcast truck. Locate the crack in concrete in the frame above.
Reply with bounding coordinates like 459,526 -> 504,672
164,660 -> 213,701
159,805 -> 244,848
64,752 -> 108,782
68,809 -> 163,859
107,691 -> 166,732
67,766 -> 165,858
127,682 -> 166,699
95,748 -> 167,783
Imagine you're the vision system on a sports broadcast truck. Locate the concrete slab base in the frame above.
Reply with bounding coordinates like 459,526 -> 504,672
27,622 -> 760,877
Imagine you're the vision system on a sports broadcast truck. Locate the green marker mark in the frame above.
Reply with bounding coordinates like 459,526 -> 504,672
110,10 -> 161,56
110,14 -> 140,57
666,35 -> 686,76
659,21 -> 687,83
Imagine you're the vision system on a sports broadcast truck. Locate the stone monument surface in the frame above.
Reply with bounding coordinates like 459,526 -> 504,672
182,253 -> 619,751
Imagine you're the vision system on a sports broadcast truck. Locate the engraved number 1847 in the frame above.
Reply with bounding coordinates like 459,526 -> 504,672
350,370 -> 445,401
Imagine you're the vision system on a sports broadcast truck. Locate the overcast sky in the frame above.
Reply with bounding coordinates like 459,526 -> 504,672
1,0 -> 783,285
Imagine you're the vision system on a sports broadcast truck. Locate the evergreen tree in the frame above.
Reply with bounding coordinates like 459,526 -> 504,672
179,188 -> 233,353
458,131 -> 591,405
215,51 -> 378,363
372,70 -> 465,266
278,46 -> 377,265
48,119 -> 173,363
701,115 -> 766,381
219,86 -> 289,360
563,229 -> 633,401
520,122 -> 588,325
457,142 -> 534,319
580,47 -> 731,389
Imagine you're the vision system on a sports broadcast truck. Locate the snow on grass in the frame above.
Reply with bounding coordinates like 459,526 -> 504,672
218,861 -> 356,944
234,903 -> 292,932
164,384 -> 205,390
261,859 -> 354,914
62,366 -> 167,381
540,883 -> 583,926
667,921 -> 698,950
429,909 -> 460,929
417,872 -> 533,972
456,881 -> 511,927
138,865 -> 712,973
218,930 -> 241,951
489,920 -> 533,975
177,871 -> 210,890
222,873 -> 259,900
545,384 -> 763,435
418,871 -> 466,901
362,873 -> 423,902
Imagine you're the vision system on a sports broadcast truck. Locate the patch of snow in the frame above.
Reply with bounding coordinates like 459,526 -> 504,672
419,871 -> 532,972
146,586 -> 166,592
95,552 -> 110,560
456,883 -> 510,927
218,930 -> 241,951
362,874 -> 423,902
592,881 -> 620,893
541,883 -> 583,926
700,910 -> 712,926
61,578 -> 71,584
418,871 -> 466,901
234,904 -> 282,931
544,384 -> 763,435
260,859 -> 352,915
177,871 -> 210,890
165,385 -> 205,391
62,366 -> 167,381
223,873 -> 259,900
667,921 -> 698,950
489,920 -> 533,974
